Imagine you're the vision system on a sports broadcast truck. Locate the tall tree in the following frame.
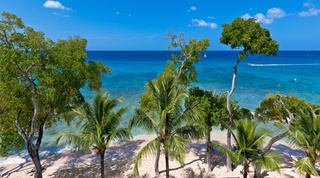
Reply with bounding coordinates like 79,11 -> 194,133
0,12 -> 110,178
56,91 -> 132,178
129,72 -> 204,178
220,17 -> 279,171
215,119 -> 283,178
129,32 -> 209,177
288,106 -> 320,178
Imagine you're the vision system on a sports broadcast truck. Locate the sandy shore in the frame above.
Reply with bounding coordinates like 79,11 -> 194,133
0,132 -> 317,178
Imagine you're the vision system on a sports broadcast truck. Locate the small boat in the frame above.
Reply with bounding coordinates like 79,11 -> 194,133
204,53 -> 207,58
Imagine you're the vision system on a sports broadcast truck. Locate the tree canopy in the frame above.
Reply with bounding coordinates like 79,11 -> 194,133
0,12 -> 110,177
220,17 -> 279,61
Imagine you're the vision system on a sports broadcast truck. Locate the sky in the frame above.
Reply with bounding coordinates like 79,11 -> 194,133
1,0 -> 320,50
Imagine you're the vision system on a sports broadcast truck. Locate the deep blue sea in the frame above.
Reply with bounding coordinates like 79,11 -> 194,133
1,50 -> 320,164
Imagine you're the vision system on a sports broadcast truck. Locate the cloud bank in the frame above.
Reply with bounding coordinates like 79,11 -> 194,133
299,3 -> 320,17
242,7 -> 286,24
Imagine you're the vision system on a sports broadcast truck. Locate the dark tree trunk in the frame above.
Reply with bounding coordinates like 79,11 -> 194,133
207,128 -> 211,172
27,144 -> 42,178
155,148 -> 160,175
165,152 -> 170,178
305,173 -> 311,178
243,162 -> 249,178
100,151 -> 105,178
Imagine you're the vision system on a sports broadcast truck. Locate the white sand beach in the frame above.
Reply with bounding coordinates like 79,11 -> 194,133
0,133 -> 317,178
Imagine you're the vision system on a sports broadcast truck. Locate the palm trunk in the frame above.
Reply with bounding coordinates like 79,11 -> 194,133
243,162 -> 249,178
155,148 -> 160,175
207,127 -> 211,172
165,152 -> 170,178
100,151 -> 105,178
226,60 -> 240,172
305,173 -> 311,178
27,144 -> 42,178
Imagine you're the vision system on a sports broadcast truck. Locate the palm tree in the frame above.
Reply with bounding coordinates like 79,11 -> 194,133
128,73 -> 204,178
288,106 -> 320,178
215,119 -> 282,178
56,91 -> 132,178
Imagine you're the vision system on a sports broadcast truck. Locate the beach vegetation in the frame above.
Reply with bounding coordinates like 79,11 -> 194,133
128,32 -> 209,178
0,12 -> 110,178
186,86 -> 252,172
214,119 -> 283,178
56,91 -> 132,178
288,106 -> 320,178
220,17 -> 279,171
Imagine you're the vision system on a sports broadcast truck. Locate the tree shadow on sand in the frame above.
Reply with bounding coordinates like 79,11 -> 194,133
150,139 -> 225,178
51,139 -> 145,178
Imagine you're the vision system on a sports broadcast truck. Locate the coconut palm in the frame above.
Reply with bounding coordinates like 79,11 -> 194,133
288,106 -> 320,178
215,119 -> 282,178
56,91 -> 132,178
128,73 -> 204,178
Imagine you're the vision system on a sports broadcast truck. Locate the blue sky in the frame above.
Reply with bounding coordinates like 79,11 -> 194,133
1,1 -> 320,50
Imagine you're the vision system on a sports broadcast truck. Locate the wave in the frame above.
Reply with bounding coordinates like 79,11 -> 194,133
247,63 -> 320,67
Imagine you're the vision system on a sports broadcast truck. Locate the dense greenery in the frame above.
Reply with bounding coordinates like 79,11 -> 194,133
215,119 -> 283,178
186,86 -> 252,172
128,33 -> 209,177
56,91 -> 132,178
0,12 -> 109,178
289,106 -> 320,178
220,17 -> 279,171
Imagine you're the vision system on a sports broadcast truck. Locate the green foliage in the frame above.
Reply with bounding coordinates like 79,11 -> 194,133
0,12 -> 110,155
289,106 -> 320,177
186,86 -> 252,131
165,30 -> 210,85
255,93 -> 317,123
215,119 -> 283,178
128,73 -> 204,176
220,17 -> 279,61
56,91 -> 132,177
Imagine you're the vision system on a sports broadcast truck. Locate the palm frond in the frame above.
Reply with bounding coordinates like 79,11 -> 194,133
253,150 -> 283,172
56,132 -> 91,151
294,157 -> 319,176
165,135 -> 188,165
128,108 -> 157,133
133,137 -> 160,176
105,127 -> 132,147
174,124 -> 205,139
212,143 -> 239,163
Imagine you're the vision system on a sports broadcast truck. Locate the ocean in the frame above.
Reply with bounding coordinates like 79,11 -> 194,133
1,50 -> 320,164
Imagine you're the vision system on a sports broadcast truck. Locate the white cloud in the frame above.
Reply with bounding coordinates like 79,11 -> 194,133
241,13 -> 252,20
299,7 -> 320,16
116,11 -> 120,15
43,1 -> 71,10
267,8 -> 286,19
187,6 -> 197,12
208,16 -> 216,19
191,19 -> 217,29
241,7 -> 286,24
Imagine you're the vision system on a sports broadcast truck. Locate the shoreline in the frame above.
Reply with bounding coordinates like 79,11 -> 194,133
0,132 -> 311,178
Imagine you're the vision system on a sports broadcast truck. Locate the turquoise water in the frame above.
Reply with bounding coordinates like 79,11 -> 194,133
1,50 -> 320,163
86,50 -> 319,110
